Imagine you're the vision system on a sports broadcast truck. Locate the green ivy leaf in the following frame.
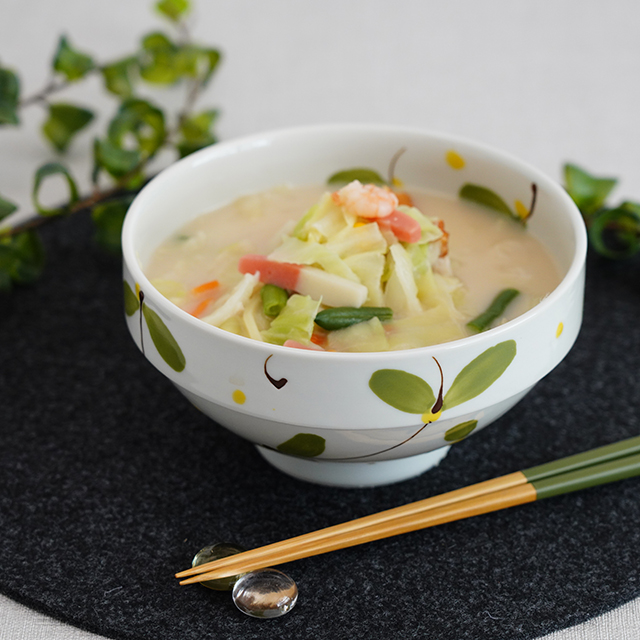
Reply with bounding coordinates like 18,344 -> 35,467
0,66 -> 20,125
156,0 -> 190,22
101,57 -> 138,98
174,44 -> 201,78
444,419 -> 478,442
53,36 -> 95,81
142,303 -> 186,371
191,47 -> 221,87
459,184 -> 515,219
179,108 -> 218,141
177,108 -> 218,157
0,264 -> 11,292
588,202 -> 640,260
32,161 -> 79,216
443,340 -> 517,411
176,139 -> 214,159
369,369 -> 435,414
7,230 -> 45,284
92,196 -> 133,253
42,103 -> 94,153
564,163 -> 617,218
138,32 -> 220,88
94,138 -> 142,180
276,433 -> 326,458
327,168 -> 387,186
0,230 -> 45,290
0,245 -> 14,292
108,98 -> 166,159
139,32 -> 182,84
123,280 -> 139,316
0,194 -> 18,220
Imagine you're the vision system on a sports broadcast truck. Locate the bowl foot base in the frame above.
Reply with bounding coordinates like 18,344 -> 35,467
256,446 -> 451,488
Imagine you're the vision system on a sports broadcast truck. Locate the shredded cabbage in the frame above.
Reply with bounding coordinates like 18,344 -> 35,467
201,272 -> 260,327
343,251 -> 386,306
268,236 -> 359,282
326,317 -> 390,352
261,294 -> 321,345
384,243 -> 422,317
201,183 -> 467,351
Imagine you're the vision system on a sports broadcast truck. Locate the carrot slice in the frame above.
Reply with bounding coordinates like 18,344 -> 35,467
310,330 -> 328,347
190,298 -> 214,318
188,284 -> 223,318
191,279 -> 220,295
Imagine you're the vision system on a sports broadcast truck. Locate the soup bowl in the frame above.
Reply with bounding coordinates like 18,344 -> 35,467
121,124 -> 586,488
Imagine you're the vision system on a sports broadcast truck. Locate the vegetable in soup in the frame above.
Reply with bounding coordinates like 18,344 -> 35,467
145,181 -> 560,352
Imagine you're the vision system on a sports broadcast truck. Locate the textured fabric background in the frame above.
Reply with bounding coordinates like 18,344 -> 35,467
0,208 -> 639,640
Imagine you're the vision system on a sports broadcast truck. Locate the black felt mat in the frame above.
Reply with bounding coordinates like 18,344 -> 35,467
1,212 -> 639,640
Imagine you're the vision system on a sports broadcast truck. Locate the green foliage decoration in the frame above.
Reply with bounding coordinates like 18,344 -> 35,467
53,36 -> 96,81
93,197 -> 135,253
32,162 -> 80,216
0,67 -> 20,125
0,0 -> 222,293
42,103 -> 95,153
563,163 -> 640,260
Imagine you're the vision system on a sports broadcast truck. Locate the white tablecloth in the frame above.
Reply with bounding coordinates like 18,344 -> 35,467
1,1 -> 639,637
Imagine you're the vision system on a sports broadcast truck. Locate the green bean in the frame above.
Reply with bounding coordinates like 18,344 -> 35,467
314,307 -> 393,331
260,284 -> 288,317
467,288 -> 520,333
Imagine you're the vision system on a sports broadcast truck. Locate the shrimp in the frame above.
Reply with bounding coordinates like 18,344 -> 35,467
332,180 -> 398,219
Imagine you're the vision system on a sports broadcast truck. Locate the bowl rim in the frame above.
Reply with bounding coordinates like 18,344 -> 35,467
122,122 -> 588,362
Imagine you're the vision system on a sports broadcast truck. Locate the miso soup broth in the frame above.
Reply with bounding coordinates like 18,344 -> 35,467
145,184 -> 561,352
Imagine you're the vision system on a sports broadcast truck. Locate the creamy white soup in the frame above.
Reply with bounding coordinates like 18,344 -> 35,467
145,182 -> 561,352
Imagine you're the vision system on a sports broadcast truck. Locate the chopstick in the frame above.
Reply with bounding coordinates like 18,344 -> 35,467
176,435 -> 640,585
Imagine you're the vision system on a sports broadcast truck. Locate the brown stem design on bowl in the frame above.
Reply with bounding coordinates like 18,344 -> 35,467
138,289 -> 145,355
264,355 -> 288,389
430,357 -> 444,416
321,357 -> 445,462
528,182 -> 538,221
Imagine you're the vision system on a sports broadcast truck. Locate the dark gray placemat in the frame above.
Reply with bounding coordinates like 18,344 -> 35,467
0,212 -> 639,640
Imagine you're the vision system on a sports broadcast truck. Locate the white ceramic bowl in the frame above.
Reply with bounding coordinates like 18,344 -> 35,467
122,124 -> 586,488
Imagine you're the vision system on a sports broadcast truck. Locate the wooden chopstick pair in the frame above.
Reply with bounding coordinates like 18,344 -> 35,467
176,435 -> 640,585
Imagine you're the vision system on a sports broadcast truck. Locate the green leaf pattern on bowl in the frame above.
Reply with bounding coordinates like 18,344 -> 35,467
444,419 -> 478,442
142,304 -> 186,372
123,280 -> 186,372
277,433 -> 326,458
123,280 -> 139,316
459,183 -> 514,218
368,369 -> 435,414
442,340 -> 516,410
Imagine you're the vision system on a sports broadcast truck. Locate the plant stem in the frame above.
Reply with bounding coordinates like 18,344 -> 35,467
19,77 -> 71,108
0,182 -> 145,239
